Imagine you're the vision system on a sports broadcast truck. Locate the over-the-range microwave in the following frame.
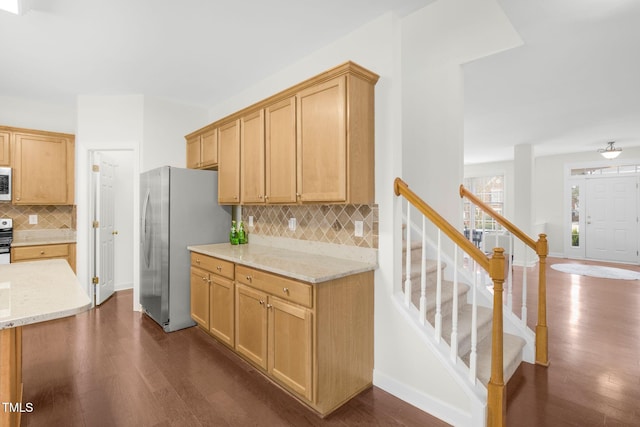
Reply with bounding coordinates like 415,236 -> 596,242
0,167 -> 11,202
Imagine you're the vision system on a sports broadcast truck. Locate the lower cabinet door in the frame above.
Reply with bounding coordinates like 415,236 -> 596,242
210,276 -> 235,347
235,284 -> 268,370
268,297 -> 313,401
190,267 -> 210,329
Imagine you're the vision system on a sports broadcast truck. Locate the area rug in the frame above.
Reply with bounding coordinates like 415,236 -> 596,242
551,263 -> 640,280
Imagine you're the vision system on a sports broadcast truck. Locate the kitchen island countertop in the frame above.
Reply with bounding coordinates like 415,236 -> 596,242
0,259 -> 91,329
187,243 -> 376,283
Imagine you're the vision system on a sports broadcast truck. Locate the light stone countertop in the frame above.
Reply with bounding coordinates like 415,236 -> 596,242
0,259 -> 91,329
11,229 -> 77,247
187,243 -> 377,284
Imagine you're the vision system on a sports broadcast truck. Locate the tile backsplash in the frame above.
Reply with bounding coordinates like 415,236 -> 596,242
0,204 -> 76,230
243,204 -> 378,249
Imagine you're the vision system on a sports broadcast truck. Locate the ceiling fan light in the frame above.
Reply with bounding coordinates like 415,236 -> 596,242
598,141 -> 622,159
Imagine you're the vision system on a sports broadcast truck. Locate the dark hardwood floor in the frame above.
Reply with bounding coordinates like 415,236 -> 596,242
20,257 -> 640,426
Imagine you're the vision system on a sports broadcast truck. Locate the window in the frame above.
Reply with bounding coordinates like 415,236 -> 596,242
571,185 -> 580,247
462,175 -> 504,232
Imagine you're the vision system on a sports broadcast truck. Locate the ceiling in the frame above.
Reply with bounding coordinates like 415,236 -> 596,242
1,0 -> 639,165
464,0 -> 640,164
0,0 -> 429,107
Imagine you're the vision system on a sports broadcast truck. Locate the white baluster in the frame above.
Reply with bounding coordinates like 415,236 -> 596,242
419,216 -> 428,324
521,242 -> 528,326
435,230 -> 442,342
404,203 -> 412,307
469,257 -> 478,383
450,246 -> 459,362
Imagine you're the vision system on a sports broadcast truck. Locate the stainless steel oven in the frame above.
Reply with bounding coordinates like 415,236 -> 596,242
0,167 -> 11,202
0,218 -> 12,265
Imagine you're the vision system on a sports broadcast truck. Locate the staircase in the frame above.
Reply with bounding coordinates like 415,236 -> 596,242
394,178 -> 549,427
402,238 -> 526,387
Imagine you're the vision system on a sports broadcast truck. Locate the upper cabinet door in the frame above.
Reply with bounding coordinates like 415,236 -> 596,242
218,120 -> 241,204
13,132 -> 74,205
240,110 -> 265,204
297,76 -> 347,203
186,134 -> 202,169
200,128 -> 218,168
265,97 -> 297,204
0,131 -> 9,166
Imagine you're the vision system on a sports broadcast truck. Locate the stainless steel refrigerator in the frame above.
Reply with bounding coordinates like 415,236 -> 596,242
140,166 -> 231,332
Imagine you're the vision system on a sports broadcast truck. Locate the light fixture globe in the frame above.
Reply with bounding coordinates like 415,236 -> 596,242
598,141 -> 622,159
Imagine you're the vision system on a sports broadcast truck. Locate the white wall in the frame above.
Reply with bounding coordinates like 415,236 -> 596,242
76,95 -> 144,308
76,95 -> 208,310
142,97 -> 209,172
0,95 -> 75,132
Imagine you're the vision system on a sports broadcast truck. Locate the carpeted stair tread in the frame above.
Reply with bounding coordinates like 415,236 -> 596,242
437,304 -> 493,357
462,332 -> 526,387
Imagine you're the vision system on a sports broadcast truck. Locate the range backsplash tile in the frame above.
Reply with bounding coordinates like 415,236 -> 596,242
0,204 -> 76,230
243,204 -> 378,249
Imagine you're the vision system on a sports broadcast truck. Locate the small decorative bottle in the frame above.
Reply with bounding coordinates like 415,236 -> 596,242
238,221 -> 247,244
230,220 -> 239,245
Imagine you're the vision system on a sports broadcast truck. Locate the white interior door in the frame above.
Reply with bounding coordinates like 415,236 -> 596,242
585,176 -> 638,263
94,152 -> 117,305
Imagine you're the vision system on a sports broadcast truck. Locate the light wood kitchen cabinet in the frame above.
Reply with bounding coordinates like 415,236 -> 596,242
240,110 -> 265,204
217,120 -> 241,204
235,264 -> 371,415
235,284 -> 268,369
190,253 -> 235,347
185,62 -> 378,205
186,127 -> 218,169
0,131 -> 9,166
296,73 -> 375,204
265,97 -> 297,204
11,243 -> 76,273
11,129 -> 75,205
189,248 -> 374,417
190,266 -> 210,329
235,283 -> 313,401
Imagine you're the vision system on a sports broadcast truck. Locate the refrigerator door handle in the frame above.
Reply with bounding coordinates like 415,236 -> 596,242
142,188 -> 152,268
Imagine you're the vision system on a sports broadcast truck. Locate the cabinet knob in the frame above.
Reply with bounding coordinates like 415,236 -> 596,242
216,266 -> 222,271
246,275 -> 252,282
264,195 -> 269,201
266,304 -> 273,309
259,300 -> 265,305
196,258 -> 201,264
258,195 -> 263,199
201,276 -> 207,282
283,287 -> 289,294
40,250 -> 45,255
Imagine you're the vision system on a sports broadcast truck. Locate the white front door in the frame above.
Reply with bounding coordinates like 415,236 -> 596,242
93,152 -> 116,305
585,176 -> 638,263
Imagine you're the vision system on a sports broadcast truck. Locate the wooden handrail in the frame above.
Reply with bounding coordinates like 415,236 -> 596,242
395,178 -> 490,271
395,177 -> 508,427
460,184 -> 537,251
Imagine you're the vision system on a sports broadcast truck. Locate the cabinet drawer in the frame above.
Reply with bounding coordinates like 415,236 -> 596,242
12,244 -> 69,261
236,265 -> 312,308
191,253 -> 234,280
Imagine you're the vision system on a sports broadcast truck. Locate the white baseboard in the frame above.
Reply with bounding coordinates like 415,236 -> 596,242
115,282 -> 133,291
373,370 -> 484,427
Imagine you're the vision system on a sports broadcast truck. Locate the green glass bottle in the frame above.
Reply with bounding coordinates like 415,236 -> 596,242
238,221 -> 247,244
230,220 -> 239,245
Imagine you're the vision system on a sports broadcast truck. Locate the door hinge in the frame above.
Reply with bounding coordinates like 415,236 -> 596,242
92,164 -> 100,172
92,220 -> 99,228
92,276 -> 99,284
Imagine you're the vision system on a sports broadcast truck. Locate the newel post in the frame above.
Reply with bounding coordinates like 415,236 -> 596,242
535,234 -> 550,366
487,248 -> 506,427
